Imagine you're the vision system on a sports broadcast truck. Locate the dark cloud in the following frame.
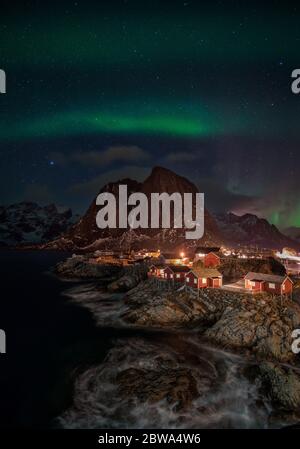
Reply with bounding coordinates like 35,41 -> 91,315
22,183 -> 54,204
50,146 -> 150,167
163,151 -> 199,163
69,165 -> 152,197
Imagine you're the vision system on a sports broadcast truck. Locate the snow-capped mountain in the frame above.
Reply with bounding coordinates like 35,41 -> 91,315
0,202 -> 79,247
2,169 -> 299,252
283,226 -> 300,243
42,166 -> 222,251
215,212 -> 299,249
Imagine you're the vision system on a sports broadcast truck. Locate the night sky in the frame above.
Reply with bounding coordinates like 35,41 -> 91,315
1,0 -> 300,229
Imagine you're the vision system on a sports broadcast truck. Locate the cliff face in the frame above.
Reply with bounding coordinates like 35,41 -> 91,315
218,256 -> 286,283
11,167 -> 299,252
45,166 -> 221,251
63,178 -> 142,249
216,212 -> 299,250
0,202 -> 78,246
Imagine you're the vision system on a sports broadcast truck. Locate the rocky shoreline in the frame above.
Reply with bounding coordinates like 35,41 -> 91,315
123,278 -> 300,414
55,255 -> 300,423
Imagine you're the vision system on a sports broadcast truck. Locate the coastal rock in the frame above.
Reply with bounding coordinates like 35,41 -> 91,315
204,307 -> 258,348
120,281 -> 300,415
123,280 -> 237,328
205,295 -> 300,362
107,265 -> 148,293
56,254 -> 148,290
123,279 -> 300,363
116,366 -> 199,410
260,362 -> 300,411
55,255 -> 122,279
60,336 -> 275,428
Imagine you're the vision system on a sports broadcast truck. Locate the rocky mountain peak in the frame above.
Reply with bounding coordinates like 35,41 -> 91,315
142,166 -> 197,195
0,202 -> 77,247
48,166 -> 221,251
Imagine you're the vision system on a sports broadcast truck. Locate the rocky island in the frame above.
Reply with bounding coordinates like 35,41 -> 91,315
56,254 -> 300,426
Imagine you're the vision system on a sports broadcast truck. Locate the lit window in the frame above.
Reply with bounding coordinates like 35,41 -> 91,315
176,274 -> 180,278
170,274 -> 173,279
250,281 -> 256,287
269,283 -> 275,289
186,277 -> 190,282
194,278 -> 197,284
202,278 -> 207,283
282,284 -> 286,290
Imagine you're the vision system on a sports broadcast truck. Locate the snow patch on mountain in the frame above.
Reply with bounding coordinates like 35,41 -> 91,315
0,202 -> 79,247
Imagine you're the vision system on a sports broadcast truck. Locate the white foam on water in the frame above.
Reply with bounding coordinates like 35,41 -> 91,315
59,336 -> 273,429
63,283 -> 128,326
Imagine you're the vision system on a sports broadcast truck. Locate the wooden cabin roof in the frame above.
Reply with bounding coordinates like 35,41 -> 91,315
195,247 -> 221,255
164,265 -> 190,273
188,267 -> 222,278
244,272 -> 291,284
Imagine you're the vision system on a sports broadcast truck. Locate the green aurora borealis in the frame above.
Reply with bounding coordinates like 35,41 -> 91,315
1,1 -> 300,228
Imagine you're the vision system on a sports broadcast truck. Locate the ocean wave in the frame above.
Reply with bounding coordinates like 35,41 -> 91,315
59,335 -> 271,429
63,283 -> 128,327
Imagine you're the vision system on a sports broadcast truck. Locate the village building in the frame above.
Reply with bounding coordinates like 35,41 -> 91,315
275,249 -> 300,276
162,265 -> 190,282
244,272 -> 293,295
95,254 -> 117,264
148,264 -> 166,278
194,247 -> 221,262
94,250 -> 116,257
144,249 -> 161,258
203,251 -> 227,268
185,267 -> 223,289
160,253 -> 183,265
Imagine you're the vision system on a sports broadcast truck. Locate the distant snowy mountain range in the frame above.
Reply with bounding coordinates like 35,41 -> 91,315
283,226 -> 300,243
40,166 -> 221,252
215,212 -> 298,250
0,202 -> 79,247
0,168 -> 299,251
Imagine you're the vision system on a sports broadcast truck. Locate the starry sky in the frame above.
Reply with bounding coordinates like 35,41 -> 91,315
1,0 -> 300,229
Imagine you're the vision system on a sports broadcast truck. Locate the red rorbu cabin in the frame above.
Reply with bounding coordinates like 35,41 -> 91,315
194,247 -> 220,262
204,252 -> 223,268
185,267 -> 223,289
148,264 -> 165,278
162,265 -> 190,282
244,272 -> 293,295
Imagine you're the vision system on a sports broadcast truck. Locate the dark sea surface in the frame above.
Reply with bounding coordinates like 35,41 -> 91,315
0,250 -> 141,428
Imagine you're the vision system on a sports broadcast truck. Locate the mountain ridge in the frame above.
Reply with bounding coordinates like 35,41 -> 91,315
215,211 -> 299,250
0,201 -> 78,247
42,166 -> 222,251
1,167 -> 299,252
